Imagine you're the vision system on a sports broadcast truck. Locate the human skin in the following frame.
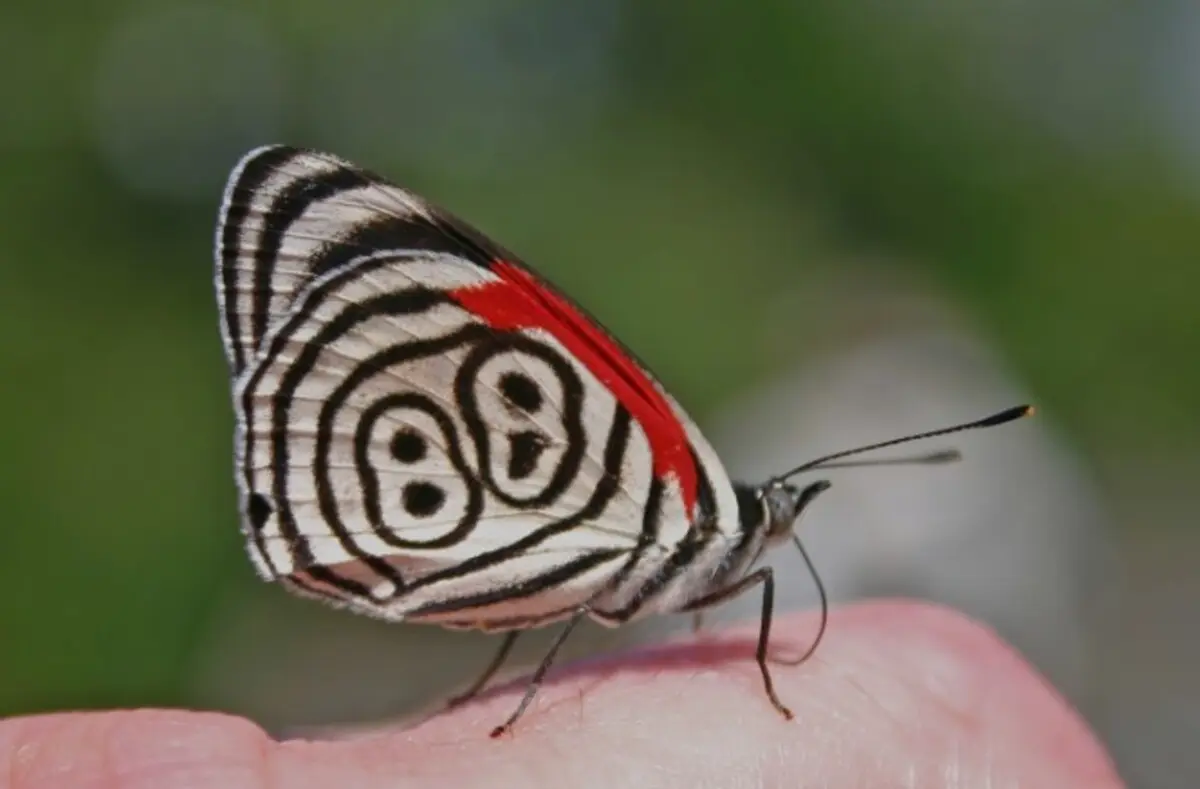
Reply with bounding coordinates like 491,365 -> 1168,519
0,601 -> 1122,788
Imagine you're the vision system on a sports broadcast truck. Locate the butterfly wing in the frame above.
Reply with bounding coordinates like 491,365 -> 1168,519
215,145 -> 495,377
216,146 -> 740,629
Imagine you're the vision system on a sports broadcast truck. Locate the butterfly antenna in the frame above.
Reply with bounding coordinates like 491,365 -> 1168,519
814,448 -> 962,470
769,404 -> 1034,485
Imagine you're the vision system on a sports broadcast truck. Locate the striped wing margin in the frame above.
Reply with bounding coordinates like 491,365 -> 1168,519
215,145 -> 514,378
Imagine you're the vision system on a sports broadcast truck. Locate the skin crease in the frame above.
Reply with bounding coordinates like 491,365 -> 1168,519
0,601 -> 1123,789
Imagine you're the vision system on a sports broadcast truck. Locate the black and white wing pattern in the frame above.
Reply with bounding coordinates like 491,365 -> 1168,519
214,146 -> 745,631
210,145 -> 1037,738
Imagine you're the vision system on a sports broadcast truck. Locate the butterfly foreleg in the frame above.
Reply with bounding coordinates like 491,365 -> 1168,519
447,631 -> 522,710
681,567 -> 793,721
489,606 -> 589,738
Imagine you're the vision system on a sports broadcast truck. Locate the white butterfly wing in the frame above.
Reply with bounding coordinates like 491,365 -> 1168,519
216,145 -> 442,378
217,147 -> 672,628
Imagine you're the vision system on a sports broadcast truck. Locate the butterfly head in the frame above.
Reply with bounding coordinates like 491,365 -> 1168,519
760,479 -> 832,543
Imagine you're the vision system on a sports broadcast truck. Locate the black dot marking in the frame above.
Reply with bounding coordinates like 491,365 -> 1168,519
247,493 -> 273,533
403,481 -> 445,517
390,428 -> 427,464
508,431 -> 547,480
499,371 -> 543,413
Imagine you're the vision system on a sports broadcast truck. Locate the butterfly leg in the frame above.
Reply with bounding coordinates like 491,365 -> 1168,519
447,631 -> 521,710
490,607 -> 588,738
681,567 -> 792,720
691,611 -> 706,634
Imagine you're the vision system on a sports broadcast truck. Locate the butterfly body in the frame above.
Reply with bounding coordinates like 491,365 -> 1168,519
215,145 -> 1028,735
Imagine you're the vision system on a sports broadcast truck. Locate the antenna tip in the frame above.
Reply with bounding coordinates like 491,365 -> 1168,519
978,404 -> 1035,428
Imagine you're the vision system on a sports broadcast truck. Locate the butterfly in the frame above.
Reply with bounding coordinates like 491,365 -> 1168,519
213,145 -> 1032,737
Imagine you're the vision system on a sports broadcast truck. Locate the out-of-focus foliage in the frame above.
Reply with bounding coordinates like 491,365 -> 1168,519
2,1 -> 1197,783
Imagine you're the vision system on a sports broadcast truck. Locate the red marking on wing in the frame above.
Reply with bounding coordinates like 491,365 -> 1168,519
450,261 -> 698,517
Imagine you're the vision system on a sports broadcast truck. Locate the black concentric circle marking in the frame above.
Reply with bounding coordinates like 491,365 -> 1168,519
245,268 -> 486,596
353,391 -> 485,548
241,265 -> 457,583
406,403 -> 632,597
455,333 -> 587,509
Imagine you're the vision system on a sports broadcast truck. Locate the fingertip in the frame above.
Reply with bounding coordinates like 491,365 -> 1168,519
0,710 -> 271,789
380,600 -> 1122,788
0,603 -> 1121,789
782,600 -> 1124,787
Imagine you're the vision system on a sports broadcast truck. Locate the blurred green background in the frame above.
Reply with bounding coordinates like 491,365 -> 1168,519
3,1 -> 1199,785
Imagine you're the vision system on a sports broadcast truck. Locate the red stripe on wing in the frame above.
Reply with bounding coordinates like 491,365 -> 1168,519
450,261 -> 698,517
